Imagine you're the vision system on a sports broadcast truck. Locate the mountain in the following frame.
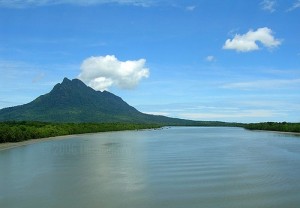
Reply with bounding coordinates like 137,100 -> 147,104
0,78 -> 194,124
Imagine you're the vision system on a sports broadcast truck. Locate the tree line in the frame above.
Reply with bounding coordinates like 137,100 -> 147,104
1,121 -> 299,143
0,121 -> 162,143
243,122 -> 300,133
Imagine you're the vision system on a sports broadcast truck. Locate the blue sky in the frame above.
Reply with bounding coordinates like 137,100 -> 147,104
0,0 -> 299,123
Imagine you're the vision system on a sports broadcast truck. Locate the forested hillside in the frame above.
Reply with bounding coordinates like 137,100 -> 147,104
0,78 -> 193,125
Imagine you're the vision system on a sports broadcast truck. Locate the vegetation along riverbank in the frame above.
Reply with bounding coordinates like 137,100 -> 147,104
0,121 -> 162,143
0,121 -> 299,145
243,122 -> 300,133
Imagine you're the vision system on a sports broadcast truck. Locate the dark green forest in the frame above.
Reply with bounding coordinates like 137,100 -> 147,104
243,122 -> 300,133
0,121 -> 162,143
1,121 -> 299,144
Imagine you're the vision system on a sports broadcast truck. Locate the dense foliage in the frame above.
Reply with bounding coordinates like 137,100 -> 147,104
243,122 -> 300,133
2,120 -> 299,143
0,121 -> 162,143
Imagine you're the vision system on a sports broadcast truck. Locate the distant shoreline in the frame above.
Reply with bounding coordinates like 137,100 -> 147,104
250,129 -> 300,136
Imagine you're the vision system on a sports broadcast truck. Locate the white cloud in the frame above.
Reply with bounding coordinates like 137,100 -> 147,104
221,79 -> 300,90
186,5 -> 196,11
0,0 -> 154,8
205,55 -> 216,62
180,110 -> 284,120
287,0 -> 300,11
78,55 -> 149,91
142,111 -> 170,116
223,27 -> 281,52
260,0 -> 276,12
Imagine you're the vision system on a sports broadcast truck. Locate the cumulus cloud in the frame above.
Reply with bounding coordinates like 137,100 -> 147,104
223,27 -> 281,52
205,55 -> 216,62
260,0 -> 276,12
78,55 -> 149,91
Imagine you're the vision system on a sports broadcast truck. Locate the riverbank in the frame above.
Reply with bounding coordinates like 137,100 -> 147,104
243,122 -> 300,134
0,121 -> 163,143
0,125 -> 164,151
2,126 -> 300,152
0,134 -> 73,151
250,129 -> 300,136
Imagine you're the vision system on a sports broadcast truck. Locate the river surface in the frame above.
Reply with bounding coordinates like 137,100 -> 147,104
1,127 -> 300,208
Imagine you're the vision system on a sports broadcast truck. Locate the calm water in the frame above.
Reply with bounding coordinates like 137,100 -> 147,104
1,127 -> 300,208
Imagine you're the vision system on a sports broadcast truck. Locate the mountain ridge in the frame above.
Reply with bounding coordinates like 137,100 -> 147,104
0,78 -> 194,124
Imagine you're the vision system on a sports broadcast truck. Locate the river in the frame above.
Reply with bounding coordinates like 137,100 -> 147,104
1,127 -> 300,208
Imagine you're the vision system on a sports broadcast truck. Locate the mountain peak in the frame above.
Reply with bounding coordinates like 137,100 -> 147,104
54,77 -> 87,91
60,78 -> 88,88
62,77 -> 71,83
0,77 -> 189,124
71,78 -> 88,87
0,77 -> 143,122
